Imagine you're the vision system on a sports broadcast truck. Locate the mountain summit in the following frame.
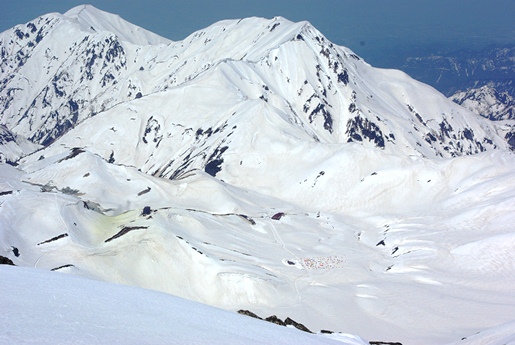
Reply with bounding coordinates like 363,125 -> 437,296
2,6 -> 515,344
64,4 -> 171,46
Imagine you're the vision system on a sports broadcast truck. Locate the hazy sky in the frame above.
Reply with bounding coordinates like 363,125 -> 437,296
2,1 -> 514,65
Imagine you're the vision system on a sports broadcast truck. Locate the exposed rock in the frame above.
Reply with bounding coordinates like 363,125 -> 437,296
272,212 -> 285,220
137,187 -> 151,196
141,206 -> 152,216
284,317 -> 312,333
237,310 -> 262,319
37,233 -> 69,245
265,315 -> 286,326
104,226 -> 148,243
0,256 -> 15,265
51,264 -> 75,271
237,310 -> 312,333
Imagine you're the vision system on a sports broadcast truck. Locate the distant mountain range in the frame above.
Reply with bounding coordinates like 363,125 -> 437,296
399,45 -> 515,97
2,6 -> 515,344
394,45 -> 515,121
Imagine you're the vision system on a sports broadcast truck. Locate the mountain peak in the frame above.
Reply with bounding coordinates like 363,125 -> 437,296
63,4 -> 170,46
64,4 -> 103,17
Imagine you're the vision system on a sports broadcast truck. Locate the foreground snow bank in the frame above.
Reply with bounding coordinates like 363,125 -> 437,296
0,265 -> 365,344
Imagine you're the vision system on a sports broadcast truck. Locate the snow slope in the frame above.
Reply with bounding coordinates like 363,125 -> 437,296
0,265 -> 365,344
2,5 -> 515,345
4,146 -> 515,344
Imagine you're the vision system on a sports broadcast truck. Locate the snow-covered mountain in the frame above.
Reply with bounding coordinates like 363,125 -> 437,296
451,85 -> 515,121
2,5 -> 515,345
1,5 -> 510,158
0,5 -> 170,146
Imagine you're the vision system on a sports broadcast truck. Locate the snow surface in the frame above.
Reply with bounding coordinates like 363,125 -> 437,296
1,5 -> 515,345
0,265 -> 366,344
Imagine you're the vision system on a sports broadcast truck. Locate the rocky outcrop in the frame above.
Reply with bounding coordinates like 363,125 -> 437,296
237,310 -> 403,344
0,255 -> 15,265
237,310 -> 312,333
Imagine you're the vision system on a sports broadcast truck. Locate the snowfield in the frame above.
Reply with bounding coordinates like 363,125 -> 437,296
1,5 -> 515,345
0,265 -> 366,344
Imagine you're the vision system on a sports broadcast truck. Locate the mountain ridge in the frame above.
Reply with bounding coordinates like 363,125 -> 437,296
2,8 -> 511,161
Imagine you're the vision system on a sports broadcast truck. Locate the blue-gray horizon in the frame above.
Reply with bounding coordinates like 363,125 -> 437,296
2,0 -> 514,66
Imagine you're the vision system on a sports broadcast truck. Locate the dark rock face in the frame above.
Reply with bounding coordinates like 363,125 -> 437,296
237,310 -> 312,333
204,158 -> 223,177
142,116 -> 162,145
37,233 -> 69,245
271,212 -> 285,220
237,309 -> 261,319
308,102 -> 334,133
506,131 -> 515,150
104,226 -> 148,243
284,317 -> 312,333
204,145 -> 228,177
346,115 -> 385,148
141,206 -> 152,216
0,255 -> 15,265
51,264 -> 74,271
265,315 -> 286,326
